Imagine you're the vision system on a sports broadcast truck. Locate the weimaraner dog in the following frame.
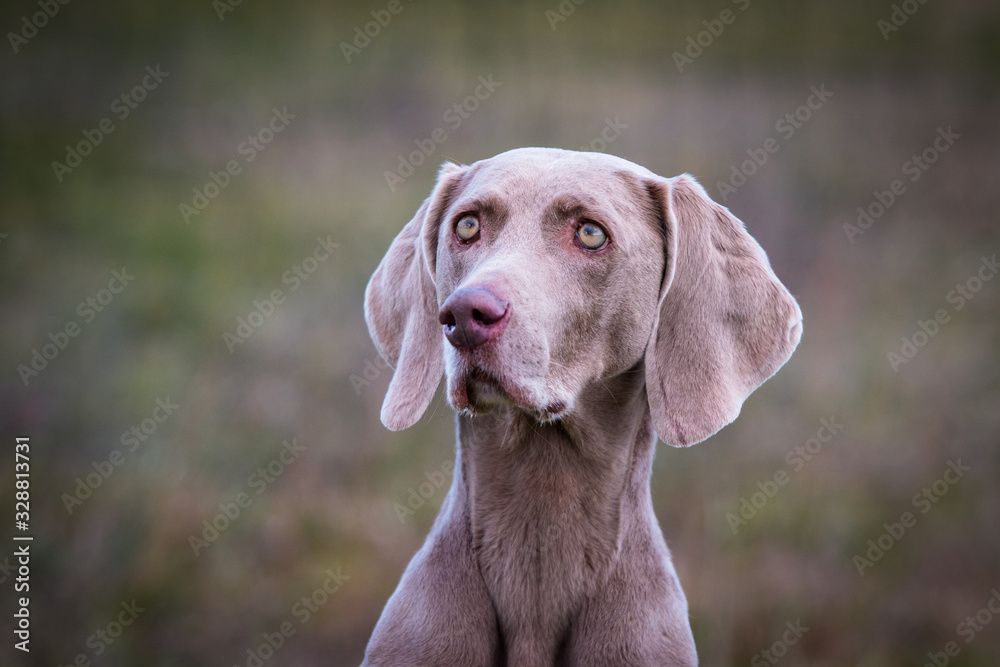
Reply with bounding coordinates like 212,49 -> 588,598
363,147 -> 802,666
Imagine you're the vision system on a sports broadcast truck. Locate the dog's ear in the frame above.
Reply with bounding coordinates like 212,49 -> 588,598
643,174 -> 802,447
364,163 -> 465,431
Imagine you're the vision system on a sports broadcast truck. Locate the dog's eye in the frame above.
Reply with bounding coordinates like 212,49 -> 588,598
455,215 -> 480,243
575,222 -> 608,250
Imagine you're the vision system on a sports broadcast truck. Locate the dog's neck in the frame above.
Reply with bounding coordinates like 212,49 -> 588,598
455,361 -> 658,626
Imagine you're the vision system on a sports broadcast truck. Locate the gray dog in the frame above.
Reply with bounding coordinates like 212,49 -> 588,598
362,148 -> 802,666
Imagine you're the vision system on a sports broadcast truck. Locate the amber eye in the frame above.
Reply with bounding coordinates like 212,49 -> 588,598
455,215 -> 480,243
575,221 -> 608,250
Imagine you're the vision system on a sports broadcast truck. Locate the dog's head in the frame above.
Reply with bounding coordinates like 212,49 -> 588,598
365,148 -> 802,446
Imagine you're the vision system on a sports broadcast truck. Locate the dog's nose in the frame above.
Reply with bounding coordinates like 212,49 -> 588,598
438,287 -> 510,350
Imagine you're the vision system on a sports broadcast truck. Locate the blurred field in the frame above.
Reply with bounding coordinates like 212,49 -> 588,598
1,0 -> 999,665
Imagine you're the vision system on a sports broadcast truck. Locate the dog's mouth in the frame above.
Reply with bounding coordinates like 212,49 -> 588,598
464,367 -> 514,407
450,363 -> 568,423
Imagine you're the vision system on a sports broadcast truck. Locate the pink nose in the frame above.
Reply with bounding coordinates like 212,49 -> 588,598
438,287 -> 510,350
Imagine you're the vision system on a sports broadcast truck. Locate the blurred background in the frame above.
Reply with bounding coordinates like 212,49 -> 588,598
1,0 -> 999,664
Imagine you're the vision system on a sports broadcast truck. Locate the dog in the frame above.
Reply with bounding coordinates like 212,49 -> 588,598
362,147 -> 802,666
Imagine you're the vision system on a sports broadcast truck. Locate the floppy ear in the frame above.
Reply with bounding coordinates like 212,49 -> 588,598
364,163 -> 465,431
644,174 -> 803,447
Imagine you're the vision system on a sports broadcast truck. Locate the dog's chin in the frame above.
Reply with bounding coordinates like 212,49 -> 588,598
449,367 -> 568,423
